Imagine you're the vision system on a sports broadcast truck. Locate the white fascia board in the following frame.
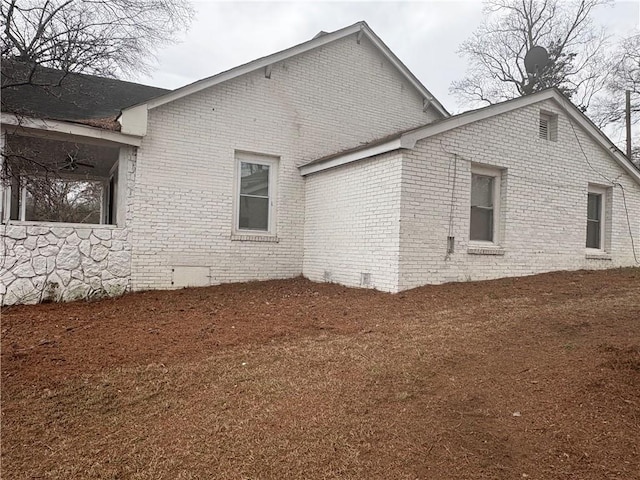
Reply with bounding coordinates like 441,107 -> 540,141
121,22 -> 449,120
400,89 -> 640,185
1,113 -> 142,146
401,90 -> 558,149
299,138 -> 403,176
300,89 -> 640,184
143,23 -> 364,111
550,93 -> 640,186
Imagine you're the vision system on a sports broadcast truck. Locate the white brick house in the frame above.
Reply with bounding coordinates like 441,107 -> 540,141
1,21 -> 639,304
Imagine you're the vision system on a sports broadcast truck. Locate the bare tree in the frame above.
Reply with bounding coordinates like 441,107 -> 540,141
451,0 -> 611,111
591,33 -> 640,127
1,0 -> 194,83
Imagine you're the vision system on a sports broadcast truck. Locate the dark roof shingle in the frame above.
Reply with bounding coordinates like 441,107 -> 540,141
1,61 -> 169,127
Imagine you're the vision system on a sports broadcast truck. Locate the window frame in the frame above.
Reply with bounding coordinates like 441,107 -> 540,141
586,185 -> 607,252
233,151 -> 278,236
469,165 -> 502,246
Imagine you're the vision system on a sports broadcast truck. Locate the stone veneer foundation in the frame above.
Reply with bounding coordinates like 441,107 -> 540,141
1,224 -> 131,305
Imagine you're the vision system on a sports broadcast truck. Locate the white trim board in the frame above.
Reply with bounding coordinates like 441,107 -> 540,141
299,89 -> 640,186
1,113 -> 143,147
118,21 -> 449,123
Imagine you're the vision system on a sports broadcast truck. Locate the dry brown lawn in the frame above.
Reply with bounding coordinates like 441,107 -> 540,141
1,268 -> 639,479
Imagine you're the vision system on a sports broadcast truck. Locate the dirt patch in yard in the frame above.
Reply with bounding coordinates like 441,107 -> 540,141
2,268 -> 640,479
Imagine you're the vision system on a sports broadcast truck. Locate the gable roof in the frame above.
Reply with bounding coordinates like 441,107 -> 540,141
120,21 -> 449,117
1,60 -> 168,128
299,88 -> 640,185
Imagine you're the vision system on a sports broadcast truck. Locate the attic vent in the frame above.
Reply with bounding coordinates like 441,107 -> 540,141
313,31 -> 328,40
539,115 -> 549,139
539,111 -> 558,141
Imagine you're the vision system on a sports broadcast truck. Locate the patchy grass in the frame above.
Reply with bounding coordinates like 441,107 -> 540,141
2,268 -> 640,479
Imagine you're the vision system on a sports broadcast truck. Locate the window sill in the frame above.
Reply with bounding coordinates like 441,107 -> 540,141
2,220 -> 118,229
231,233 -> 279,243
585,251 -> 612,260
467,245 -> 505,256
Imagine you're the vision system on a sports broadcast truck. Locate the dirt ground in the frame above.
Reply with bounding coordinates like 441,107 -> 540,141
2,268 -> 639,479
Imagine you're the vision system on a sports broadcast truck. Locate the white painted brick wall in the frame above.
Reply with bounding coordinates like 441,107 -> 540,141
303,152 -> 403,292
398,98 -> 640,290
302,98 -> 640,293
130,33 -> 439,290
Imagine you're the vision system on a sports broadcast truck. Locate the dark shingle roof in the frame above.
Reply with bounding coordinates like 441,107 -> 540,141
1,60 -> 169,127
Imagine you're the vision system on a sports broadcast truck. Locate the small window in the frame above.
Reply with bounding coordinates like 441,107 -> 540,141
235,152 -> 278,234
586,192 -> 601,249
539,112 -> 558,141
585,185 -> 609,250
470,166 -> 502,245
470,174 -> 494,241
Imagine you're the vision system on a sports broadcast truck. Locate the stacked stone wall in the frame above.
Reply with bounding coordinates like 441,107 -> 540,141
1,224 -> 131,305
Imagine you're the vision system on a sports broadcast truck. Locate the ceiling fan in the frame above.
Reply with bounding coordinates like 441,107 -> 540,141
58,152 -> 95,171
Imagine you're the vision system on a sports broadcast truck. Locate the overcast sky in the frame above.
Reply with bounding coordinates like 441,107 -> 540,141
139,0 -> 639,125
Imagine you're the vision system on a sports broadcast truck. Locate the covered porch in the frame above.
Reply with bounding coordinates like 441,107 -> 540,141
1,115 -> 140,305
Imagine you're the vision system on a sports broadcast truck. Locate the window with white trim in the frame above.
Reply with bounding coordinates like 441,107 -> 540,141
235,152 -> 278,234
586,185 -> 609,251
470,166 -> 502,244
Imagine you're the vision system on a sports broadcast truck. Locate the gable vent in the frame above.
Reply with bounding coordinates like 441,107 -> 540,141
539,111 -> 558,141
539,114 -> 549,139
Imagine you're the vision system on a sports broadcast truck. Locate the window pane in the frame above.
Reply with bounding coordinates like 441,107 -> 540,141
239,195 -> 269,230
586,193 -> 602,248
587,193 -> 601,221
240,162 -> 269,196
471,175 -> 493,207
25,178 -> 103,224
470,207 -> 493,241
586,220 -> 601,249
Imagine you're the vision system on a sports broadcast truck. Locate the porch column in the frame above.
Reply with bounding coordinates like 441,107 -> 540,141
0,128 -> 7,222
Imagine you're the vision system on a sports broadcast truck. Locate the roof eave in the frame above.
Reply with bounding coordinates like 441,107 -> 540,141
138,22 -> 365,112
1,113 -> 143,146
121,22 -> 449,119
301,89 -> 640,184
299,138 -> 404,176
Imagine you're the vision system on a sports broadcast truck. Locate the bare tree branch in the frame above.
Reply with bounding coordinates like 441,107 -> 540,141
1,0 -> 194,81
450,0 -> 611,109
591,33 -> 640,126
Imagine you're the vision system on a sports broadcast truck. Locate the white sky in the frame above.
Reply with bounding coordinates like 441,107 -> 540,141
139,0 -> 640,140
